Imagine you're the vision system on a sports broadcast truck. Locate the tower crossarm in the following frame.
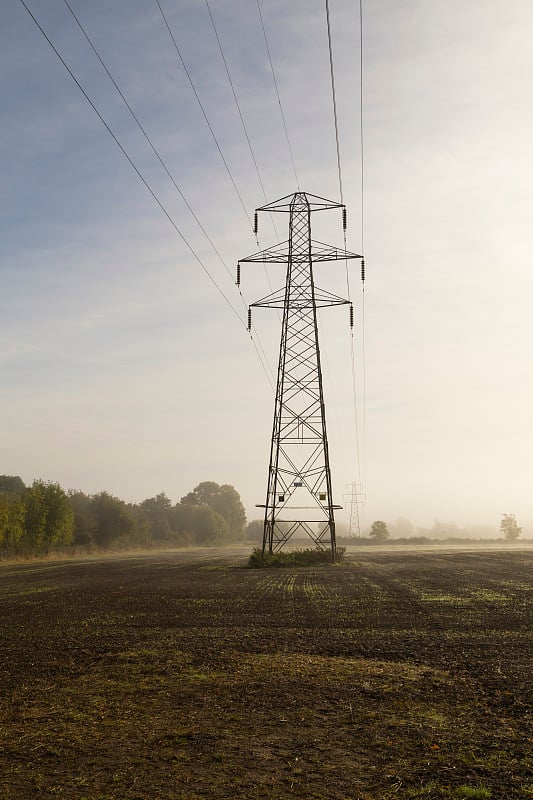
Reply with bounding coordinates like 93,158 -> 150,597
251,286 -> 349,309
239,239 -> 361,265
256,191 -> 346,213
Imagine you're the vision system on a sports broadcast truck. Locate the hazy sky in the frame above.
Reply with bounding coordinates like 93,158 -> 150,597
2,0 -> 532,532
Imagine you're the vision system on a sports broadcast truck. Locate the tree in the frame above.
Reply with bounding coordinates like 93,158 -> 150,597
68,490 -> 95,546
91,492 -> 134,548
22,480 -> 74,554
369,520 -> 389,543
500,513 -> 521,542
139,493 -> 174,541
0,493 -> 25,554
0,475 -> 26,497
245,519 -> 264,544
175,502 -> 229,545
42,482 -> 74,549
181,481 -> 246,540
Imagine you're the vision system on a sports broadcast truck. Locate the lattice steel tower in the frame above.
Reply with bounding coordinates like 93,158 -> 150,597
239,192 -> 361,560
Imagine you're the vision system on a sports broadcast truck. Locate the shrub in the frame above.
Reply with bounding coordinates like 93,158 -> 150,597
455,786 -> 492,799
248,546 -> 345,568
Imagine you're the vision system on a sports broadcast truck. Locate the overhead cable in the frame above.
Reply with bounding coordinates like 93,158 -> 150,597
324,0 -> 363,492
325,0 -> 344,207
61,0 -> 236,288
154,0 -> 253,231
256,0 -> 300,190
359,0 -> 367,489
205,0 -> 279,241
359,0 -> 365,259
17,0 -> 244,331
20,0 -> 276,389
62,0 -> 275,383
204,0 -> 279,308
325,0 -> 352,301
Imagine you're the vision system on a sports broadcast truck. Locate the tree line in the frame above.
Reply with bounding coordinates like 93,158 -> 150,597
337,515 -> 523,545
0,476 -> 246,558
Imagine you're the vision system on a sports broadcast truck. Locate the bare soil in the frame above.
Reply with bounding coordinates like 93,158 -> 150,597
0,548 -> 531,799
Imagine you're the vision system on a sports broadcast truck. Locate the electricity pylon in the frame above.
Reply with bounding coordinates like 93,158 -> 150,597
344,482 -> 365,538
239,191 -> 362,561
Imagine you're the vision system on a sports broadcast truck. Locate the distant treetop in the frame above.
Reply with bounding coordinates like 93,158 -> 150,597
500,513 -> 521,542
0,475 -> 26,496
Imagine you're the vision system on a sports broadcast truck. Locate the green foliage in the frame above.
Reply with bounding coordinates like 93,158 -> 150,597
0,475 -> 27,554
0,493 -> 25,553
500,513 -> 521,541
0,475 -> 26,496
42,481 -> 74,549
369,520 -> 389,542
68,490 -> 95,546
175,503 -> 229,545
1,474 -> 247,557
138,493 -> 174,541
90,492 -> 134,548
248,546 -> 344,568
181,481 -> 246,540
21,480 -> 74,555
22,480 -> 47,551
454,786 -> 492,799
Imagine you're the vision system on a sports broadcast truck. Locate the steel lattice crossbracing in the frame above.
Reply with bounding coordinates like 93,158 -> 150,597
239,192 -> 362,560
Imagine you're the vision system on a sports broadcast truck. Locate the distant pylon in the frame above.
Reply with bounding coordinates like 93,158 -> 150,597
344,482 -> 365,538
239,191 -> 362,561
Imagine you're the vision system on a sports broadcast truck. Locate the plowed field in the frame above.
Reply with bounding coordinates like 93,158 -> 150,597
0,549 -> 531,799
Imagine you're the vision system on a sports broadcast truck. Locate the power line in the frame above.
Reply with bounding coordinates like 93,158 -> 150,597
359,0 -> 367,492
324,0 -> 362,496
61,0 -> 236,288
325,0 -> 343,207
154,0 -> 253,231
349,331 -> 362,490
204,0 -> 280,308
19,1 -> 276,389
62,0 -> 276,387
324,0 -> 352,300
249,332 -> 275,390
155,0 -> 280,365
256,0 -> 300,190
17,2 -> 248,335
359,0 -> 365,258
205,0 -> 279,243
250,329 -> 275,389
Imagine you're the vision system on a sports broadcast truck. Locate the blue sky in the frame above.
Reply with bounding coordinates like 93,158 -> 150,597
2,0 -> 533,532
